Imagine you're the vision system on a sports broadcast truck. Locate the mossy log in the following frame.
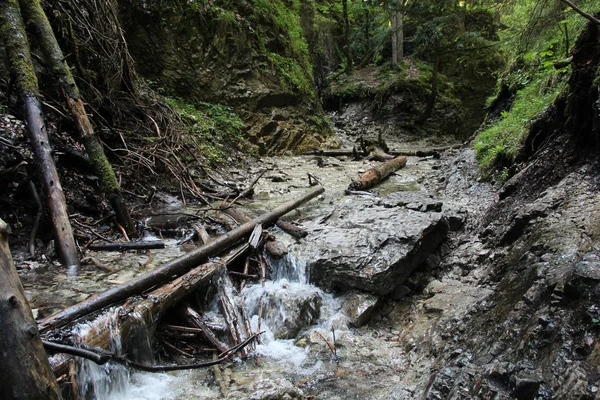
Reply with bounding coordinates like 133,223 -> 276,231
0,0 -> 79,268
38,186 -> 325,334
0,219 -> 62,400
19,0 -> 137,238
348,156 -> 408,191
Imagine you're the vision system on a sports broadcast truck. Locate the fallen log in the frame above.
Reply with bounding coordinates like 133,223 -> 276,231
19,0 -> 137,238
39,186 -> 324,333
348,156 -> 407,191
88,241 -> 166,251
303,146 -> 458,159
48,246 -> 244,376
276,220 -> 308,239
1,0 -> 79,268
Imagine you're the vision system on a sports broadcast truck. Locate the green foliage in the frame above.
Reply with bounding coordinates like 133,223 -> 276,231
474,0 -> 596,180
164,97 -> 245,164
268,53 -> 313,95
475,70 -> 566,179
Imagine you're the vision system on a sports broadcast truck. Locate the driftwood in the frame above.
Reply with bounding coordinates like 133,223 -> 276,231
19,0 -> 137,238
39,186 -> 324,333
0,218 -> 62,400
48,247 -> 243,376
88,241 -> 166,251
276,220 -> 308,239
1,0 -> 79,268
348,156 -> 408,191
179,305 -> 229,354
217,270 -> 250,358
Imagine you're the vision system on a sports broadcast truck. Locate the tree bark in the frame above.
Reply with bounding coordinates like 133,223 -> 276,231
18,0 -> 137,238
416,52 -> 439,123
0,219 -> 62,400
348,156 -> 407,191
0,0 -> 79,268
391,2 -> 404,69
342,0 -> 353,73
217,269 -> 250,358
39,186 -> 324,333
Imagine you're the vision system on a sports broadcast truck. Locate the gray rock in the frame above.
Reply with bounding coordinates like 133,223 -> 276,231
341,290 -> 380,327
246,282 -> 322,339
308,196 -> 448,295
574,253 -> 600,280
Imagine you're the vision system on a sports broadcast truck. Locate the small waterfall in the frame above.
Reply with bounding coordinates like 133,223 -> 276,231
73,307 -> 155,399
240,252 -> 344,370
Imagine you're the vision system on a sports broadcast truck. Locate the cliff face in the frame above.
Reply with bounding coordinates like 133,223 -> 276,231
118,0 -> 335,154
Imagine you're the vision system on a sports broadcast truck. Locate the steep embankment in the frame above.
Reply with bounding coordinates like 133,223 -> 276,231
118,0 -> 334,154
411,19 -> 600,399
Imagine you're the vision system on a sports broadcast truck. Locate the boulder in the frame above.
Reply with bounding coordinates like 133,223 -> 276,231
307,195 -> 448,295
341,291 -> 380,327
244,281 -> 322,339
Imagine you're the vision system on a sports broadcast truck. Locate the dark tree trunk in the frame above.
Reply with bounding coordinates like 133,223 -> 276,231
19,0 -> 138,238
342,0 -> 353,73
0,0 -> 79,268
416,52 -> 439,123
0,219 -> 62,400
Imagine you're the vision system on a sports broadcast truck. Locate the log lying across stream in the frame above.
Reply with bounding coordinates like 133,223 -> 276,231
39,186 -> 324,334
49,245 -> 244,376
348,156 -> 408,191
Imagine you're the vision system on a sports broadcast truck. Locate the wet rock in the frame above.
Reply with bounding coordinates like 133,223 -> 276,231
308,196 -> 448,295
574,253 -> 600,280
378,191 -> 443,212
341,290 -> 380,327
246,281 -> 322,339
266,240 -> 288,259
511,372 -> 542,400
228,377 -> 306,400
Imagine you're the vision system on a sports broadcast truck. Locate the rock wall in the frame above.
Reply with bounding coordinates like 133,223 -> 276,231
118,0 -> 335,154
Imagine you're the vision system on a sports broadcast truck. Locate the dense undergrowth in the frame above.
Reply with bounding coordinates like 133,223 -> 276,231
474,0 -> 596,180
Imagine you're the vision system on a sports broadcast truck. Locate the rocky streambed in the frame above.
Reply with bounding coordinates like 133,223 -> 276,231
14,111 -> 600,399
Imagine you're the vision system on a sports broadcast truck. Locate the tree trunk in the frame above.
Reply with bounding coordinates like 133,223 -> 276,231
0,0 -> 79,268
348,156 -> 407,191
0,218 -> 62,400
342,0 -> 353,73
19,0 -> 137,238
38,186 -> 325,333
416,52 -> 439,123
391,3 -> 404,69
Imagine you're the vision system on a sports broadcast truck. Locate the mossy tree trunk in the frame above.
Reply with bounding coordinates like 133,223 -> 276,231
0,219 -> 62,400
0,0 -> 79,268
19,0 -> 137,238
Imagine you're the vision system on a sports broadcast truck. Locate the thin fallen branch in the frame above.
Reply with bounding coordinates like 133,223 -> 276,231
88,241 -> 166,251
43,333 -> 261,373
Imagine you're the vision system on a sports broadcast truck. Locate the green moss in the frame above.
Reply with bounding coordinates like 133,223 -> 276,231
268,53 -> 313,96
475,70 -> 567,180
165,97 -> 246,164
1,0 -> 39,96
